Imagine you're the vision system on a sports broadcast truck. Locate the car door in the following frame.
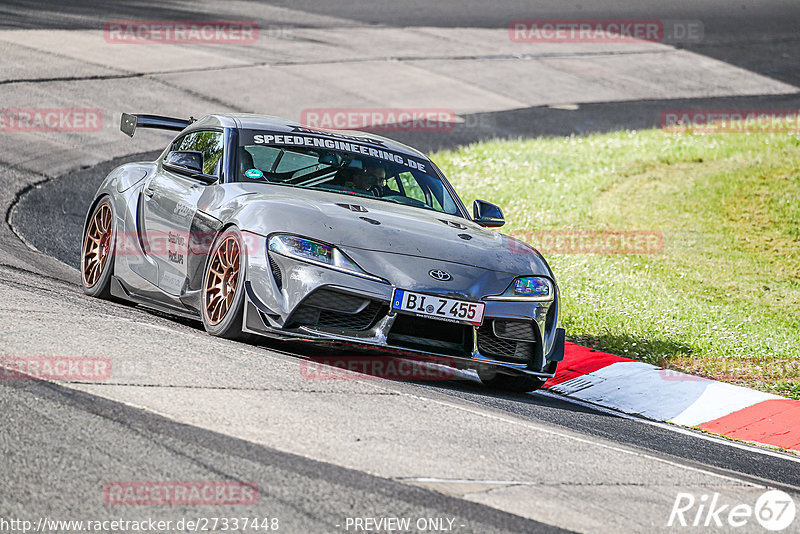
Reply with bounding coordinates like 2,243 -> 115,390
140,130 -> 224,296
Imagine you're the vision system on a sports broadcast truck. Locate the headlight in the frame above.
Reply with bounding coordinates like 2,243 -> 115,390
484,276 -> 554,301
268,234 -> 385,282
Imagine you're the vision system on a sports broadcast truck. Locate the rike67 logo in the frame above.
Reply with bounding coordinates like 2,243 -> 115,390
668,490 -> 796,531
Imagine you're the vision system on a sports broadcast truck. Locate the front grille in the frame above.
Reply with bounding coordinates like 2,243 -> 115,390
301,290 -> 366,312
477,320 -> 537,364
288,289 -> 384,331
387,314 -> 472,355
318,302 -> 384,329
494,320 -> 536,340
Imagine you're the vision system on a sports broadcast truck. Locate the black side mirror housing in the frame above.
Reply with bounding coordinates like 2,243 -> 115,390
163,150 -> 217,184
473,199 -> 505,228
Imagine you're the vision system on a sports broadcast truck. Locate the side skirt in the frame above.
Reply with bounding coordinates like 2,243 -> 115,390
110,275 -> 200,321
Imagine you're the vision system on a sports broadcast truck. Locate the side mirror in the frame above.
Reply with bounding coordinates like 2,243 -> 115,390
473,199 -> 505,228
163,151 -> 217,184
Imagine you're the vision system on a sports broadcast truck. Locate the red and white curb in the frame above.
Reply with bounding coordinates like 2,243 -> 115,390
542,343 -> 800,453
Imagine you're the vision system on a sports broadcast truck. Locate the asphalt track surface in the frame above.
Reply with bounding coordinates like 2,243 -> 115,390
4,0 -> 800,87
3,1 -> 800,533
3,0 -> 800,149
1,377 -> 564,534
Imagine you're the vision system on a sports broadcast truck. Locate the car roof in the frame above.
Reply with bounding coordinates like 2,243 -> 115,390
189,113 -> 429,159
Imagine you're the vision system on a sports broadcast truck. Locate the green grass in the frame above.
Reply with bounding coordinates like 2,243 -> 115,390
433,129 -> 800,399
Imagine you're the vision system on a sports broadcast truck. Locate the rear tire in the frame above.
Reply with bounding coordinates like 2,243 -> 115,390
201,226 -> 249,340
81,197 -> 115,299
478,368 -> 547,393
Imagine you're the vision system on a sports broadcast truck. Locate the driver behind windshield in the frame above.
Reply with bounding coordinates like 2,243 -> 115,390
347,169 -> 377,195
364,164 -> 389,196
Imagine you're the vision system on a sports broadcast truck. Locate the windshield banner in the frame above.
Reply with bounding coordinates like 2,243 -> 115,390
241,129 -> 429,172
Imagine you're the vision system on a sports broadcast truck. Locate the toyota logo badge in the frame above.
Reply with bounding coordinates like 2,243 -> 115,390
428,269 -> 452,281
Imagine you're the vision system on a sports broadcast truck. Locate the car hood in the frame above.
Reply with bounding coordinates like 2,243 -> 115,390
205,184 -> 553,277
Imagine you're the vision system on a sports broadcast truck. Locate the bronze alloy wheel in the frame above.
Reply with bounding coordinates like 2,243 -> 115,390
204,235 -> 241,325
82,201 -> 113,288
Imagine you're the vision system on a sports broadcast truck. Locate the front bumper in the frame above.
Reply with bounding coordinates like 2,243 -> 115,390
242,246 -> 563,377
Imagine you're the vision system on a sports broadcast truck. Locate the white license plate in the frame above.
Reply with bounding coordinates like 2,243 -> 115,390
391,289 -> 485,326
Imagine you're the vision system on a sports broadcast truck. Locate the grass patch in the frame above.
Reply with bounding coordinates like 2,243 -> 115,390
433,129 -> 800,399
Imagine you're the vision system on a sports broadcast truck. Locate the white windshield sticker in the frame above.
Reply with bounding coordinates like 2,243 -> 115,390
251,134 -> 427,173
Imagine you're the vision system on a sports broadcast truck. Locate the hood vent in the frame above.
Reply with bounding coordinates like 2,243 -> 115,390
440,219 -> 468,230
360,217 -> 381,225
337,203 -> 368,213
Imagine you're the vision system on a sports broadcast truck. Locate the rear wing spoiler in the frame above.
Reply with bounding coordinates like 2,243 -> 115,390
120,113 -> 193,137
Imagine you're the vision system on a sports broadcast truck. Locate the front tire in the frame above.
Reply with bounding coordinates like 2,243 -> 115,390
81,197 -> 115,299
478,368 -> 547,393
201,226 -> 248,340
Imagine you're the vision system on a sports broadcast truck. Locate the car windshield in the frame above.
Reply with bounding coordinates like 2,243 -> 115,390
236,130 -> 463,216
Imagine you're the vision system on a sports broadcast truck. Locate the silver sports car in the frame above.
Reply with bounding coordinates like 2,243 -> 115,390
81,113 -> 564,392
